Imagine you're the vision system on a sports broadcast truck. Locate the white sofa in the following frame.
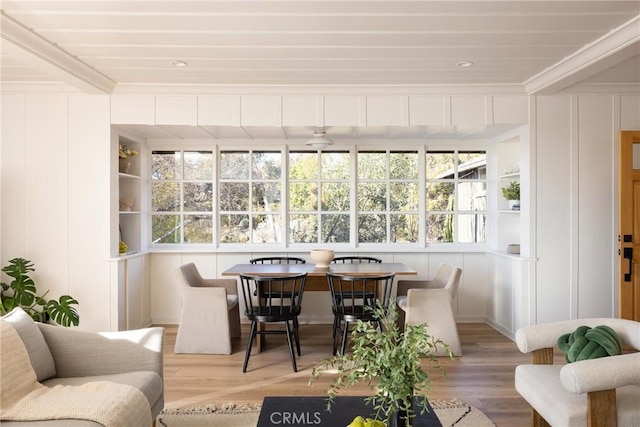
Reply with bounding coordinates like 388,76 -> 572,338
1,307 -> 164,426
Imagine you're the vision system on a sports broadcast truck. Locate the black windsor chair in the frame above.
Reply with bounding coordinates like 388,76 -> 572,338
239,272 -> 307,373
326,272 -> 395,356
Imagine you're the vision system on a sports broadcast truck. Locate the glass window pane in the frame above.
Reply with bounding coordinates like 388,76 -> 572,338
252,151 -> 281,179
252,182 -> 281,211
458,214 -> 486,243
390,182 -> 418,211
322,182 -> 350,211
184,214 -> 213,243
219,182 -> 249,211
252,214 -> 282,243
152,215 -> 180,243
219,214 -> 249,243
358,183 -> 386,211
426,182 -> 454,211
184,182 -> 213,211
426,151 -> 454,179
458,182 -> 487,211
427,213 -> 454,243
289,214 -> 318,243
391,214 -> 418,243
390,151 -> 418,180
358,214 -> 386,243
152,182 -> 180,212
458,151 -> 487,180
321,214 -> 350,243
321,152 -> 350,179
358,152 -> 386,179
152,151 -> 181,180
220,151 -> 249,179
289,182 -> 317,211
289,152 -> 318,179
184,151 -> 213,180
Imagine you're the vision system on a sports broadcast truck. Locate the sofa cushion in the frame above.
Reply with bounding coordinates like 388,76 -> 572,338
1,307 -> 56,381
42,371 -> 163,410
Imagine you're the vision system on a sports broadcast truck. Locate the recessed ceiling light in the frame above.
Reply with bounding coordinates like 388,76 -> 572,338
456,61 -> 474,68
171,60 -> 188,67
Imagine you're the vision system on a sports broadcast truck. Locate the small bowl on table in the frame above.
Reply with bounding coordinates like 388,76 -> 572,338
310,249 -> 335,269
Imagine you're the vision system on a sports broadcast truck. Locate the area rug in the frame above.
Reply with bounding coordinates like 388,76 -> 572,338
156,398 -> 495,427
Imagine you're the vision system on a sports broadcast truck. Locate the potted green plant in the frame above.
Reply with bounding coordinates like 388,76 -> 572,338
501,180 -> 520,210
0,257 -> 80,327
309,301 -> 452,427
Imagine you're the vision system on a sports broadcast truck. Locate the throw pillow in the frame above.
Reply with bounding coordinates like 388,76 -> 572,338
557,325 -> 623,363
1,307 -> 56,381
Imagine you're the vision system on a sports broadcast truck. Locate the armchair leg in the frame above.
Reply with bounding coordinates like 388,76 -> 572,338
588,389 -> 616,427
532,409 -> 551,427
242,321 -> 257,373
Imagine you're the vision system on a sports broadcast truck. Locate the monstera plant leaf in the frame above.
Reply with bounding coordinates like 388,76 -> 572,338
46,296 -> 80,327
1,257 -> 37,308
1,258 -> 80,326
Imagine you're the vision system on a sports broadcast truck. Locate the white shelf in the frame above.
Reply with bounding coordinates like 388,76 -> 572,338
498,210 -> 520,214
119,211 -> 141,214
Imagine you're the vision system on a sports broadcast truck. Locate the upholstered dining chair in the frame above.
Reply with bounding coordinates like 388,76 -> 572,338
396,262 -> 462,356
174,263 -> 241,355
327,272 -> 396,355
239,272 -> 307,372
514,318 -> 640,427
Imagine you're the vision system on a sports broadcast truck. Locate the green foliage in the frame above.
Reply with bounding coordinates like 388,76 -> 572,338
501,181 -> 520,200
309,301 -> 452,427
0,258 -> 80,327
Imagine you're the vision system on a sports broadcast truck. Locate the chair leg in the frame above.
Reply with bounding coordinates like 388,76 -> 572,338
284,321 -> 297,372
340,321 -> 350,355
332,319 -> 342,355
242,321 -> 257,373
293,317 -> 301,356
532,409 -> 550,427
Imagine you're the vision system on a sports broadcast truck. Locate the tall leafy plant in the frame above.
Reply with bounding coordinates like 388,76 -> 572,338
0,258 -> 79,327
309,301 -> 452,427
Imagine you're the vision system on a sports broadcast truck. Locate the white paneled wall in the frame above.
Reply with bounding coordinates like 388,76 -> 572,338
1,93 -> 112,332
534,93 -> 640,324
111,94 -> 529,130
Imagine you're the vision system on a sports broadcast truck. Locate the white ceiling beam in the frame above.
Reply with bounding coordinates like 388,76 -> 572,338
524,15 -> 640,95
0,11 -> 115,94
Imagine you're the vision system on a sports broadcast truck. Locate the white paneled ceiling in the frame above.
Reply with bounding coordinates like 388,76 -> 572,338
1,1 -> 639,94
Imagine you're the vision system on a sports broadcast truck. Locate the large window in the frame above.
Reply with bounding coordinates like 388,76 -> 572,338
151,150 -> 214,244
425,150 -> 486,243
219,150 -> 282,244
358,151 -> 419,243
149,146 -> 487,247
289,151 -> 350,244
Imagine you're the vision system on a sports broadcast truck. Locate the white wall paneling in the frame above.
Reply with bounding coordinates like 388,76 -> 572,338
68,95 -> 112,331
535,95 -> 572,323
1,94 -> 27,265
111,94 -> 155,125
577,95 -> 615,317
451,96 -> 486,129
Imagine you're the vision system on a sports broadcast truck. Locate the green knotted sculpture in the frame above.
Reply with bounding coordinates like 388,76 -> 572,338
557,325 -> 623,363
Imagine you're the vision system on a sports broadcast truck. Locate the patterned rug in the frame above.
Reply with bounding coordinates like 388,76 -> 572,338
156,398 -> 496,427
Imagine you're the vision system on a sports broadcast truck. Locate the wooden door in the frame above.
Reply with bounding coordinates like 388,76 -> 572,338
618,131 -> 640,320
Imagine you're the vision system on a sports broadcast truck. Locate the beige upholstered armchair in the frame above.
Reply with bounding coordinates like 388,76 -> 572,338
1,307 -> 164,426
515,318 -> 640,426
395,262 -> 462,356
174,263 -> 241,354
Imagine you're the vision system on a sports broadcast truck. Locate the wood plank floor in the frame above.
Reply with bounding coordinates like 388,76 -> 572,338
161,322 -> 542,427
